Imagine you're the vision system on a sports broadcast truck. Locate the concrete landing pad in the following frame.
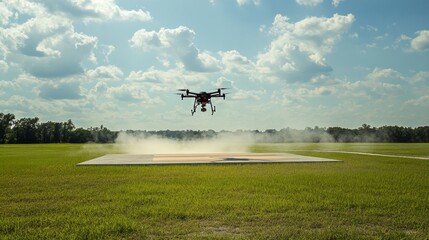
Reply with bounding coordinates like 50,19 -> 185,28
77,153 -> 341,166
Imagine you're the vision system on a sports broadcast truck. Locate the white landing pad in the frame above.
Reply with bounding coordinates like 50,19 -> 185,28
77,153 -> 341,166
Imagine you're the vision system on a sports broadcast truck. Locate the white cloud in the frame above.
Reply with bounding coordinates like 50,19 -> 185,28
362,25 -> 378,32
296,0 -> 323,7
0,0 -> 151,80
411,30 -> 429,51
335,67 -> 408,101
406,95 -> 429,106
86,65 -> 123,81
0,10 -> 98,78
0,2 -> 13,25
214,76 -> 266,101
398,34 -> 411,42
220,50 -> 255,74
255,13 -> 355,82
0,80 -> 18,96
332,0 -> 343,7
107,84 -> 160,104
2,0 -> 46,17
100,44 -> 115,63
130,26 -> 220,72
31,0 -> 152,22
411,71 -> 429,83
237,0 -> 261,6
127,67 -> 208,92
3,0 -> 151,24
367,67 -> 403,81
232,89 -> 266,100
129,29 -> 162,49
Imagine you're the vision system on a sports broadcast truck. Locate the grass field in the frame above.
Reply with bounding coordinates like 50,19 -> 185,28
1,143 -> 428,239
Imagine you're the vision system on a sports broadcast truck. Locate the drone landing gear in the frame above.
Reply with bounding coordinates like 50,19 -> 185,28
210,102 -> 216,115
190,99 -> 216,116
191,98 -> 197,116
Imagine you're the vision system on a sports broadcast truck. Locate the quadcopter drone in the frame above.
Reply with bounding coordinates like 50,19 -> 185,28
177,88 -> 227,115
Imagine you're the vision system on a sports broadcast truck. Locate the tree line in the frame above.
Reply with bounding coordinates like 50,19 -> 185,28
1,113 -> 429,143
0,113 -> 117,144
100,124 -> 429,143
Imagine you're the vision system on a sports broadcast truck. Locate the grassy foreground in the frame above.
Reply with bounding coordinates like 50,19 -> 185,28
1,143 -> 428,239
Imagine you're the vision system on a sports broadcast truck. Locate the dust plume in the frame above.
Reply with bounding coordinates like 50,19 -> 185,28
115,132 -> 255,154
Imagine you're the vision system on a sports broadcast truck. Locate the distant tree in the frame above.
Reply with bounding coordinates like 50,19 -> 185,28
327,127 -> 347,142
38,122 -> 51,143
70,128 -> 91,143
0,113 -> 15,143
13,117 -> 40,143
61,119 -> 75,143
87,125 -> 117,143
3,111 -> 429,144
414,126 -> 429,142
357,124 -> 377,142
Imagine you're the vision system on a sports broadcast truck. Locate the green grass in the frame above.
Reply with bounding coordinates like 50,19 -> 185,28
1,143 -> 429,239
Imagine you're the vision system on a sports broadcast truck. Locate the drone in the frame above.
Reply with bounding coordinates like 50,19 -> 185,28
177,88 -> 227,115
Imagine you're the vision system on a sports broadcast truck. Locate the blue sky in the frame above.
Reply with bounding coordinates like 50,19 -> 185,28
1,0 -> 428,130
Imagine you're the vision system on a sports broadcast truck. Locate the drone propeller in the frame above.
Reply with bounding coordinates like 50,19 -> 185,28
218,87 -> 229,90
174,93 -> 185,100
177,89 -> 188,91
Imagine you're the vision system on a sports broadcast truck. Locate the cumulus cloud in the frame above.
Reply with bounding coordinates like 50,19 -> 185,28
214,76 -> 266,100
86,65 -> 123,81
296,0 -> 323,7
0,7 -> 98,78
31,0 -> 152,22
127,67 -> 208,92
100,44 -> 115,63
338,67 -> 409,100
411,71 -> 429,83
220,50 -> 255,74
107,84 -> 160,104
1,0 -> 46,18
367,67 -> 403,81
255,13 -> 355,82
23,29 -> 96,78
0,0 -> 152,80
237,0 -> 261,6
332,0 -> 343,7
216,14 -> 355,83
0,2 -> 13,25
406,95 -> 429,106
130,26 -> 220,72
411,30 -> 429,51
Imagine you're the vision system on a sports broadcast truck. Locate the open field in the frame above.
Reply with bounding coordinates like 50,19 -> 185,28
1,143 -> 429,239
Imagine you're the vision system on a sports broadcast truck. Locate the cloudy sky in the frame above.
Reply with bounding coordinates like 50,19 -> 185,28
1,0 -> 428,130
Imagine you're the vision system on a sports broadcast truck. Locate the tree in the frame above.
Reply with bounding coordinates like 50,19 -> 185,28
70,128 -> 91,143
13,117 -> 40,143
414,126 -> 429,142
0,113 -> 15,143
61,119 -> 75,143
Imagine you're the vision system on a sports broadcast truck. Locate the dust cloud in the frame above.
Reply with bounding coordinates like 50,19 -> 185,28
115,132 -> 255,154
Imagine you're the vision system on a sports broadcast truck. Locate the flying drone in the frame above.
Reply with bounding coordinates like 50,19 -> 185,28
177,88 -> 227,115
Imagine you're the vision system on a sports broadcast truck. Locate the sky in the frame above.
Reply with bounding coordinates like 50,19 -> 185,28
1,0 -> 429,131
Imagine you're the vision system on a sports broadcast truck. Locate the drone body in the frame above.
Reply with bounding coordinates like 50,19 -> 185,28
178,88 -> 227,115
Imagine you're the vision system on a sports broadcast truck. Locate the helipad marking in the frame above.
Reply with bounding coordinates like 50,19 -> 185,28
77,153 -> 341,166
